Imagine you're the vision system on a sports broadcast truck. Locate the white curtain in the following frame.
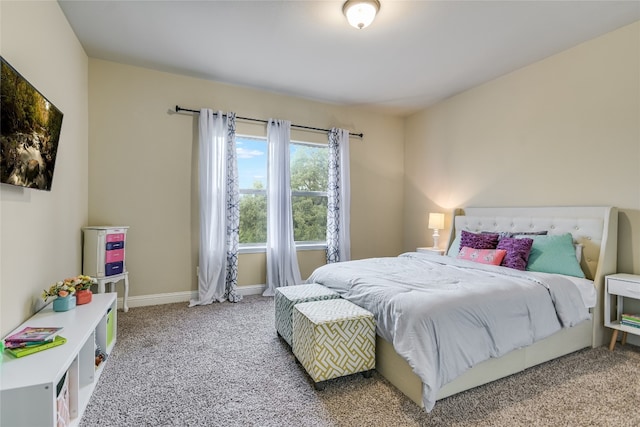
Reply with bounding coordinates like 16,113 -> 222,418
326,128 -> 351,263
263,119 -> 302,296
190,109 -> 242,306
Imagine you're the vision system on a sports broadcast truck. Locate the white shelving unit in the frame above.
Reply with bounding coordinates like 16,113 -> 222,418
1,293 -> 117,426
604,273 -> 640,351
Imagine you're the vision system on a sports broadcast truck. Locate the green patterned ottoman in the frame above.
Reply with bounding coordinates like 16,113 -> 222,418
275,284 -> 340,347
292,298 -> 375,389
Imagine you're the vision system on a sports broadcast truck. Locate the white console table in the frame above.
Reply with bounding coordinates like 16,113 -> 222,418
1,293 -> 117,427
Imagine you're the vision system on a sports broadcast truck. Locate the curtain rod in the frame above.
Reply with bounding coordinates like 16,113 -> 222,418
175,105 -> 363,138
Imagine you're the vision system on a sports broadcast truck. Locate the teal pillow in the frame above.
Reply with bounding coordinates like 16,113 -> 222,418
525,233 -> 585,278
447,233 -> 461,257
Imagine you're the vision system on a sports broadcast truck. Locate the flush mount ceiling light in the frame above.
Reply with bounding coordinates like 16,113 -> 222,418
342,0 -> 380,30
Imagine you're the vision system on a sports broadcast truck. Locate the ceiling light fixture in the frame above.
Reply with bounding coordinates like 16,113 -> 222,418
342,0 -> 380,30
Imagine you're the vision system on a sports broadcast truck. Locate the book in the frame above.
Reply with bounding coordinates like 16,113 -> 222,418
4,326 -> 63,343
621,320 -> 640,329
621,315 -> 640,324
5,336 -> 67,358
622,313 -> 640,322
4,340 -> 56,349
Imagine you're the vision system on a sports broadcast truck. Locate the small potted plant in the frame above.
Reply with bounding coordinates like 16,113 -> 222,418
71,275 -> 95,305
42,281 -> 77,312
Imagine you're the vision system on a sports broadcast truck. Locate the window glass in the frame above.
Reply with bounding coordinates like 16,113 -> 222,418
238,136 -> 267,244
290,143 -> 328,243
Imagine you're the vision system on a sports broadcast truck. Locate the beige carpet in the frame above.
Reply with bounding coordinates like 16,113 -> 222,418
81,295 -> 640,426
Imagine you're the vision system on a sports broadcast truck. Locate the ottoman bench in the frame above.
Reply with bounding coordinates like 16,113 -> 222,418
275,283 -> 340,347
292,298 -> 375,389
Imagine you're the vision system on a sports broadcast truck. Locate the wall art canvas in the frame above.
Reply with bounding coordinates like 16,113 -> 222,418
1,56 -> 64,191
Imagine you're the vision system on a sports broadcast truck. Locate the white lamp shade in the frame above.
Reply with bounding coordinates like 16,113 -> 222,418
428,213 -> 445,230
343,0 -> 380,29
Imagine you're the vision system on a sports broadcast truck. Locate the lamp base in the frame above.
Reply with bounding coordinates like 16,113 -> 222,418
432,229 -> 440,249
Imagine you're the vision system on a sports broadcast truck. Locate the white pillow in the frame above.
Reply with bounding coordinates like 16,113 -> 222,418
575,243 -> 583,262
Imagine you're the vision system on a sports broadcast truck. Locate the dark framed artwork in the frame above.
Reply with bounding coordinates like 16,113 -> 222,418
1,56 -> 64,191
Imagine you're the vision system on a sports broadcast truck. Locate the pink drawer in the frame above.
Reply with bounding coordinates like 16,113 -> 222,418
105,249 -> 124,263
106,233 -> 125,243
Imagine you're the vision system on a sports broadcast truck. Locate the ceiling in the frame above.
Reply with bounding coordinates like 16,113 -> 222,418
58,1 -> 640,116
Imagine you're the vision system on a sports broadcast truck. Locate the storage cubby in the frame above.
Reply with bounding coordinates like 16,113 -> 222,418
1,293 -> 117,426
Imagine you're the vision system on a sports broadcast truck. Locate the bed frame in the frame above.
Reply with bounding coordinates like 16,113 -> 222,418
376,206 -> 618,407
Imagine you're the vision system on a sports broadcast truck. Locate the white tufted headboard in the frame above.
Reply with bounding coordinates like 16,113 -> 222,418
447,206 -> 618,345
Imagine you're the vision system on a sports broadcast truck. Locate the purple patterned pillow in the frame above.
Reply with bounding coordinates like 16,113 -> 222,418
497,237 -> 534,270
460,230 -> 499,250
481,230 -> 548,240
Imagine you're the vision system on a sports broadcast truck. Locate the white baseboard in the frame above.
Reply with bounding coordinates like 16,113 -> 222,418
116,284 -> 266,310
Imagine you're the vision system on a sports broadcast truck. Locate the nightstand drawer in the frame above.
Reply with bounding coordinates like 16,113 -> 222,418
608,279 -> 640,299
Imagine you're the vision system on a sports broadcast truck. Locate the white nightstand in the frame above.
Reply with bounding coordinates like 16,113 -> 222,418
416,247 -> 445,255
604,273 -> 640,351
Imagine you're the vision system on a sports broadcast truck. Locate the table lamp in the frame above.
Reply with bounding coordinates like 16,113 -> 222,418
428,213 -> 445,249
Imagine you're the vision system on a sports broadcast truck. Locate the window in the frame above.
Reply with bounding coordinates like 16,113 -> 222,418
237,136 -> 268,245
290,142 -> 328,244
237,136 -> 328,249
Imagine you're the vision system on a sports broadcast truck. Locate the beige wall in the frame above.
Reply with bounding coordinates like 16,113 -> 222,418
0,1 -> 89,336
404,21 -> 640,275
88,60 -> 405,298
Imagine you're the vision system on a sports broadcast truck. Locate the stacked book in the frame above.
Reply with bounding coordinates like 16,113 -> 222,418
3,327 -> 67,358
621,313 -> 640,329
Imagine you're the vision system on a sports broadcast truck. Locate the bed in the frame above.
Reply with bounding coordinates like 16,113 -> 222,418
307,206 -> 618,411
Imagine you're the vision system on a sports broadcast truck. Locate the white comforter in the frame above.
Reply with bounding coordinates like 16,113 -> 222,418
306,252 -> 593,411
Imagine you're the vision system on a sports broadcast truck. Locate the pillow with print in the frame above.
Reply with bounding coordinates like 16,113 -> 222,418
457,246 -> 507,266
482,230 -> 548,240
460,230 -> 499,250
497,237 -> 534,270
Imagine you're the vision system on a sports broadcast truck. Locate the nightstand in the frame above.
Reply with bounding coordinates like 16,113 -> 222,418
416,247 -> 445,255
604,274 -> 640,351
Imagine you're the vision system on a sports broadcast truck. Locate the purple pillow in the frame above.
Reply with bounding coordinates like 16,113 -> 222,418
497,237 -> 534,270
460,230 -> 499,250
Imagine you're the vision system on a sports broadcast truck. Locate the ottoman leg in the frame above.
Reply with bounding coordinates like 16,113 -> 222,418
362,370 -> 373,379
314,381 -> 326,391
